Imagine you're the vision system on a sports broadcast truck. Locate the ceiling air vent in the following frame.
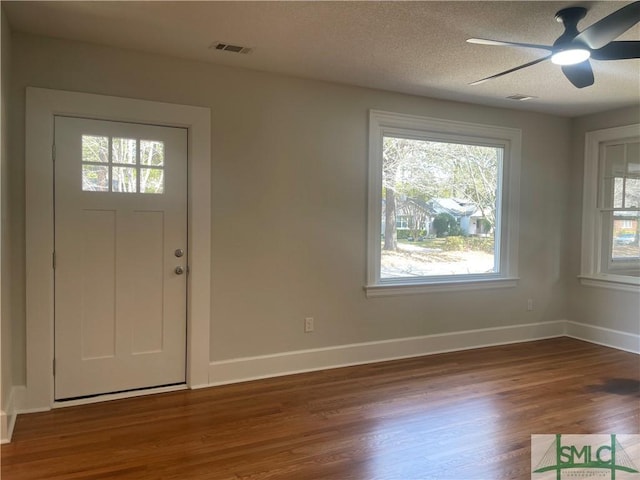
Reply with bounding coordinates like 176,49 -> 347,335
210,42 -> 252,54
506,94 -> 537,101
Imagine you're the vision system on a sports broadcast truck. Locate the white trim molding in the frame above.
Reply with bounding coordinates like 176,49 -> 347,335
0,411 -> 9,444
578,275 -> 640,293
366,110 -> 521,296
6,320 -> 636,442
565,320 -> 640,354
25,87 -> 211,411
1,386 -> 17,444
365,277 -> 519,297
580,123 -> 640,292
209,321 -> 565,386
0,387 -> 32,443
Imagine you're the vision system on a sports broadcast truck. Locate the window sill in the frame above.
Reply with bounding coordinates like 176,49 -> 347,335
578,275 -> 640,293
364,277 -> 519,298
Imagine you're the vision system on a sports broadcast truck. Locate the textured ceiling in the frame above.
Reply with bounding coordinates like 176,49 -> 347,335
3,1 -> 640,117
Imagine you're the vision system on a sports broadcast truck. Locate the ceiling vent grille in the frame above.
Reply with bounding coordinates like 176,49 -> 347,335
506,94 -> 537,101
210,42 -> 252,54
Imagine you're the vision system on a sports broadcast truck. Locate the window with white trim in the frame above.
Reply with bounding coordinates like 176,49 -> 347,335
366,111 -> 521,297
581,124 -> 640,290
81,135 -> 165,194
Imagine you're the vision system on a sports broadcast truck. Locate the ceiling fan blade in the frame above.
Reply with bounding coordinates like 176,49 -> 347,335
469,56 -> 550,85
561,60 -> 595,88
467,38 -> 552,52
574,1 -> 640,49
591,41 -> 640,60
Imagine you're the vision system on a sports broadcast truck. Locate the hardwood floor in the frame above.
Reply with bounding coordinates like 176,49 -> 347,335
2,338 -> 639,479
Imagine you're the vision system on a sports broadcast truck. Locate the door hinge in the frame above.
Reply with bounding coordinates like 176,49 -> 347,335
52,144 -> 56,161
52,251 -> 56,269
53,358 -> 56,376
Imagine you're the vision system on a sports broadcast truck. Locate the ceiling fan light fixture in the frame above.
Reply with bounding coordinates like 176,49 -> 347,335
467,2 -> 640,89
551,48 -> 591,65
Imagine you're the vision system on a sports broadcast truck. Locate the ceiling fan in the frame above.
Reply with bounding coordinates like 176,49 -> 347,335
467,1 -> 640,88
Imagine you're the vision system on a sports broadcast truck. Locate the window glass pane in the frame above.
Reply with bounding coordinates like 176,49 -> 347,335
82,135 -> 108,163
602,144 -> 625,209
112,166 -> 137,192
112,138 -> 137,164
82,165 -> 109,192
611,211 -> 640,261
601,175 -> 614,209
140,168 -> 164,194
140,140 -> 164,166
603,144 -> 626,176
625,178 -> 640,209
396,215 -> 409,230
381,137 -> 498,278
627,142 -> 639,174
614,178 -> 624,208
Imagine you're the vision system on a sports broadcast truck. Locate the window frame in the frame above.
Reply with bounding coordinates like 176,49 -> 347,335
81,134 -> 166,194
365,110 -> 521,297
580,124 -> 640,291
25,87 -> 211,410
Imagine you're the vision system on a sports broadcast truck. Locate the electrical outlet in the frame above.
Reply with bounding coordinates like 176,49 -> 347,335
527,299 -> 533,311
304,317 -> 314,333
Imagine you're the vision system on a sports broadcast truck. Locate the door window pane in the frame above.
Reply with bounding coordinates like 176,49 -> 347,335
82,165 -> 109,192
82,134 -> 166,195
112,167 -> 137,193
112,138 -> 137,164
140,168 -> 164,194
140,140 -> 164,166
82,135 -> 109,163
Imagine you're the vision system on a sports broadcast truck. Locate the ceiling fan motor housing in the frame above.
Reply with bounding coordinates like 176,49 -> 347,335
554,7 -> 588,49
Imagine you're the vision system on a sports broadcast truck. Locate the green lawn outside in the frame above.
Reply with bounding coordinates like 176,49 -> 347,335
397,236 -> 494,253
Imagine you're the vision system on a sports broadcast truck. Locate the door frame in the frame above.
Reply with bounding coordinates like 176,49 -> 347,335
25,87 -> 211,410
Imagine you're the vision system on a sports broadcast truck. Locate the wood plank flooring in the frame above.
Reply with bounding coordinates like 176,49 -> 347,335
2,338 -> 639,479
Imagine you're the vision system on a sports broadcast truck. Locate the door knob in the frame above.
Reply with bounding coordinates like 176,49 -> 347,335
174,248 -> 184,258
175,266 -> 185,275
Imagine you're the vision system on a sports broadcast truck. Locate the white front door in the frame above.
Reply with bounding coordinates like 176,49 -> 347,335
54,116 -> 188,400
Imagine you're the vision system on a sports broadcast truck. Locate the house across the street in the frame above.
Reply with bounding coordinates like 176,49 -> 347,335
384,197 -> 491,238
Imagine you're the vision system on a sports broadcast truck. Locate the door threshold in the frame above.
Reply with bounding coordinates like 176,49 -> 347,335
53,383 -> 187,409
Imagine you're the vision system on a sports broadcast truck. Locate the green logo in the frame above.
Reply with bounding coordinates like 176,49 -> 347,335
532,434 -> 639,480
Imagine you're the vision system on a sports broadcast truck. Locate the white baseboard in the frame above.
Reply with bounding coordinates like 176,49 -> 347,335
209,320 -> 566,386
1,385 -> 46,443
1,386 -> 20,444
565,320 -> 640,354
4,320 -> 636,444
0,410 -> 9,444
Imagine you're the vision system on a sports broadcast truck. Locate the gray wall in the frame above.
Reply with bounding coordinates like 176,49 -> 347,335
568,106 -> 640,334
7,31 -> 573,378
1,8 -> 13,410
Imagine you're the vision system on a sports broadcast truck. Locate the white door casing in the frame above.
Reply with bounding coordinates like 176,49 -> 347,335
25,88 -> 211,411
54,117 -> 188,399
